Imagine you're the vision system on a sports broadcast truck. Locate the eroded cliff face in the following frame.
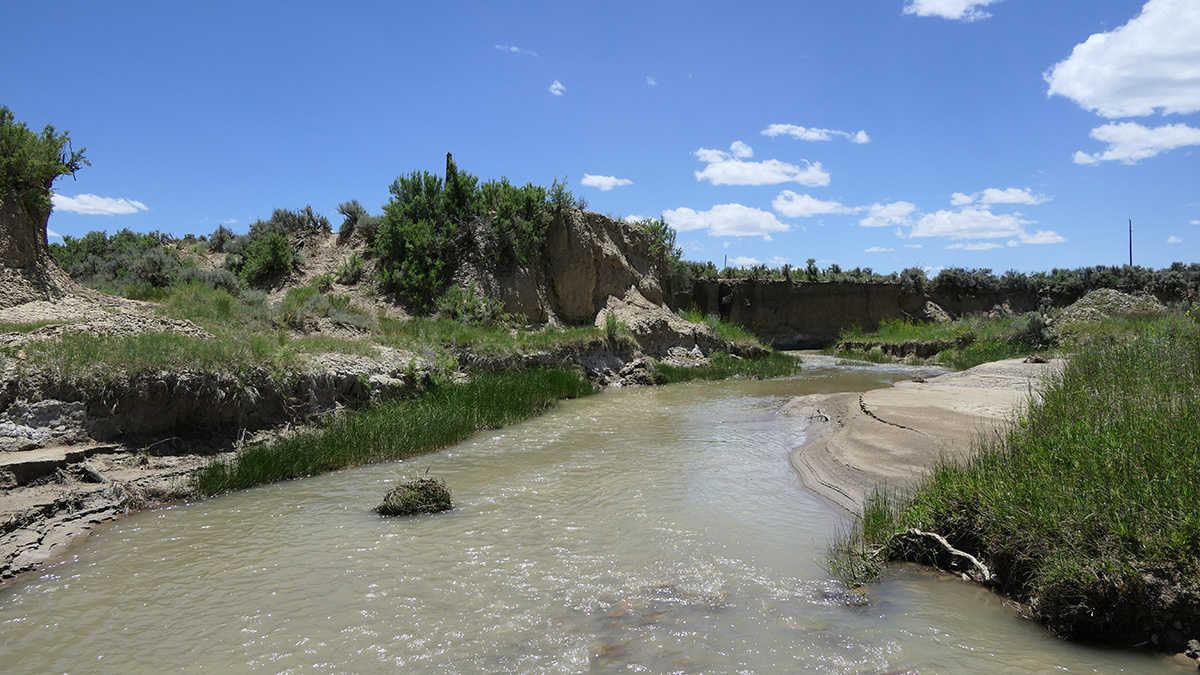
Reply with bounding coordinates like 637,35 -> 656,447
681,279 -> 1043,348
0,196 -> 76,309
454,211 -> 666,325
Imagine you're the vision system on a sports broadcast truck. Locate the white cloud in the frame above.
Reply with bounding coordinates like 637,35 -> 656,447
859,201 -> 918,228
1045,0 -> 1200,119
693,143 -> 830,187
729,256 -> 760,267
952,187 -> 1051,205
1073,121 -> 1200,164
910,207 -> 1065,244
1017,230 -> 1068,245
767,256 -> 789,266
1191,219 -> 1200,225
772,191 -> 858,218
496,44 -> 537,57
1168,235 -> 1183,243
947,242 -> 1004,251
663,204 -> 790,240
46,227 -> 62,240
646,75 -> 657,87
581,174 -> 633,191
549,80 -> 565,96
761,123 -> 870,144
51,193 -> 149,216
622,214 -> 647,223
904,244 -> 923,248
903,0 -> 1001,21
864,246 -> 894,253
728,141 -> 753,158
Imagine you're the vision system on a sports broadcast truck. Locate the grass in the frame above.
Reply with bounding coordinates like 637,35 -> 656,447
192,367 -> 596,495
677,307 -> 760,345
832,316 -> 1200,644
654,350 -> 802,383
11,330 -> 296,383
832,314 -> 1052,370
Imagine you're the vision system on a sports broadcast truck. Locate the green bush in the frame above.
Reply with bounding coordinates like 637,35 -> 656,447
236,230 -> 296,283
336,253 -> 365,285
0,106 -> 88,216
437,283 -> 503,324
50,229 -> 184,292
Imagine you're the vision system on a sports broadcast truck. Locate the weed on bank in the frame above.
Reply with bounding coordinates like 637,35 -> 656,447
832,317 -> 1200,644
192,367 -> 596,495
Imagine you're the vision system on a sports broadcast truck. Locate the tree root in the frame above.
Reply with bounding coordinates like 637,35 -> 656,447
884,528 -> 994,584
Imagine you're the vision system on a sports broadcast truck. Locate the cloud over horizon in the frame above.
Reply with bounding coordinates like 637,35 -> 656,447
693,143 -> 830,187
951,187 -> 1051,206
664,203 -> 790,240
581,174 -> 633,191
51,193 -> 148,216
903,0 -> 1001,22
1045,0 -> 1200,119
761,124 -> 870,144
1072,121 -> 1200,164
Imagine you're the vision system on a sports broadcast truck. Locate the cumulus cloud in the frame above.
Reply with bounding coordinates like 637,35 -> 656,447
1045,0 -> 1200,119
646,75 -> 657,87
693,143 -> 830,187
1191,219 -> 1200,225
903,0 -> 1001,21
1073,121 -> 1200,164
52,193 -> 148,216
548,80 -> 565,96
729,256 -> 761,267
947,242 -> 1004,251
495,44 -> 537,57
1168,235 -> 1183,243
858,201 -> 918,228
951,187 -> 1051,205
910,207 -> 1065,244
663,204 -> 790,240
772,191 -> 858,218
864,246 -> 894,253
761,124 -> 870,144
581,174 -> 633,191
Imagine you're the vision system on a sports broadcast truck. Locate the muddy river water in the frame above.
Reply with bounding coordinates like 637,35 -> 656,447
0,359 -> 1191,673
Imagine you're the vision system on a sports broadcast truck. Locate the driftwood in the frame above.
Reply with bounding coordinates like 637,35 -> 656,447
884,528 -> 994,584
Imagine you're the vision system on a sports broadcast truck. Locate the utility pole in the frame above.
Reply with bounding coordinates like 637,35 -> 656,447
1129,219 -> 1133,266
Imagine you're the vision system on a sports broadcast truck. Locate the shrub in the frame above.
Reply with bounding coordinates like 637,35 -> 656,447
50,228 -> 184,292
437,283 -> 503,324
208,224 -> 236,253
311,273 -> 334,293
336,253 -> 365,285
0,106 -> 88,217
236,230 -> 296,283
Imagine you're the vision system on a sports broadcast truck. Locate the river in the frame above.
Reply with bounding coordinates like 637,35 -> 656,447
0,358 -> 1189,673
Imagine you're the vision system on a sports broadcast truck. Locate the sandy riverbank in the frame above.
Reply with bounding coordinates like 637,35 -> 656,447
785,357 -> 1064,514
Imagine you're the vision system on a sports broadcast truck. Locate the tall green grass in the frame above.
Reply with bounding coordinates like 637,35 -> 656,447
192,367 -> 596,495
14,330 -> 293,382
834,317 -> 1200,641
654,351 -> 801,383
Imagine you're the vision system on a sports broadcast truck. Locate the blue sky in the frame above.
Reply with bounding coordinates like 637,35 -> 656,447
3,0 -> 1197,274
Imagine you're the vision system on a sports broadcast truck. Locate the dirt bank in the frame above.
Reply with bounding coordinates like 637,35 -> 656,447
784,357 -> 1064,514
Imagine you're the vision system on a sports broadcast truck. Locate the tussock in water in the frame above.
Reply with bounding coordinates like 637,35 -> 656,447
376,477 -> 452,516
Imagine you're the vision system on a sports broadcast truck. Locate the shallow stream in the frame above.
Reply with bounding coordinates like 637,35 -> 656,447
0,358 -> 1190,673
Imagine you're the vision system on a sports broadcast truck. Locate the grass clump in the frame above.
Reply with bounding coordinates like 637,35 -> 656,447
14,330 -> 292,383
193,367 -> 595,495
833,317 -> 1200,646
376,477 -> 452,516
655,351 -> 801,383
